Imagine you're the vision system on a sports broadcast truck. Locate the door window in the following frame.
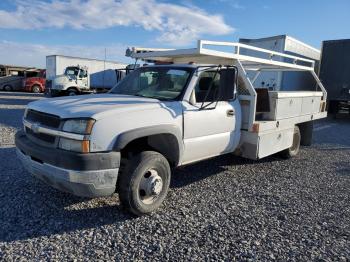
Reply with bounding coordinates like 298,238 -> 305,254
195,71 -> 220,103
79,69 -> 87,78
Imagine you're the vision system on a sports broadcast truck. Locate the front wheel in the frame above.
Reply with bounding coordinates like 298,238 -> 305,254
67,88 -> 78,96
4,85 -> 12,91
117,151 -> 171,216
31,85 -> 41,93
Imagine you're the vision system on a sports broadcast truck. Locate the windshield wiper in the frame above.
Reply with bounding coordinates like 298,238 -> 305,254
134,93 -> 171,101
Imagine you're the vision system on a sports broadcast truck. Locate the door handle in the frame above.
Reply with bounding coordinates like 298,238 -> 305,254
226,109 -> 235,117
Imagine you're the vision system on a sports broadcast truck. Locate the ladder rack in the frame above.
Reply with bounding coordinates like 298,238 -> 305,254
126,40 -> 327,131
127,40 -> 316,71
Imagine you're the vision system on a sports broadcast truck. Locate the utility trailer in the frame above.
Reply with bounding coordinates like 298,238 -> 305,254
16,40 -> 327,216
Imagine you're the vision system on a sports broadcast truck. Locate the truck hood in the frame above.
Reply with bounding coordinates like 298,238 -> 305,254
27,94 -> 167,120
54,75 -> 70,84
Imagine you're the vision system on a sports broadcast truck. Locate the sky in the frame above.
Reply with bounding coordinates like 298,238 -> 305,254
0,0 -> 349,68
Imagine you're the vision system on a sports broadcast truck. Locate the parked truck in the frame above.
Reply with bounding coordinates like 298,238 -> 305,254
15,40 -> 327,216
319,39 -> 350,114
0,66 -> 44,92
46,55 -> 127,96
23,69 -> 46,93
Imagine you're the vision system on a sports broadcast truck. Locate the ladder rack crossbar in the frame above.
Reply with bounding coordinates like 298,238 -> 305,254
199,40 -> 315,65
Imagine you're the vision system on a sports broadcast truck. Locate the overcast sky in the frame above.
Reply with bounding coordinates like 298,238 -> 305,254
0,0 -> 349,68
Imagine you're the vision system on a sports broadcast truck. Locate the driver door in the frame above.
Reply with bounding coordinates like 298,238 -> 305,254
182,69 -> 237,164
78,69 -> 88,90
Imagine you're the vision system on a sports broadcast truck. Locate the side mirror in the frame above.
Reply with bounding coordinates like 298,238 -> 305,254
219,68 -> 237,100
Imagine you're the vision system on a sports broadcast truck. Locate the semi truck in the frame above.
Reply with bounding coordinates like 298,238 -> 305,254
319,39 -> 350,114
15,40 -> 327,216
46,55 -> 127,96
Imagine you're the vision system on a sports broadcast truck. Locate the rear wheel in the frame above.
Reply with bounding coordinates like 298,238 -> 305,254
117,151 -> 171,216
31,85 -> 41,93
4,85 -> 12,91
280,126 -> 301,159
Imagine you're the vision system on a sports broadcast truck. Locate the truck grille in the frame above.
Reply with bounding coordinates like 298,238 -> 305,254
26,109 -> 61,128
25,127 -> 56,144
25,109 -> 61,147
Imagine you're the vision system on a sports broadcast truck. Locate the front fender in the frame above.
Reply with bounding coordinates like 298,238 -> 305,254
113,124 -> 184,166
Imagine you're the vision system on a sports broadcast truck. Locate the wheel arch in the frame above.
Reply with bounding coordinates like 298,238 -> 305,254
114,125 -> 183,167
67,86 -> 80,92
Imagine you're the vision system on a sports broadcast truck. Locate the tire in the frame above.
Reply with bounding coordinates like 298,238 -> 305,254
298,121 -> 313,146
67,88 -> 78,96
4,85 -> 12,91
31,85 -> 41,93
280,126 -> 301,159
117,151 -> 171,216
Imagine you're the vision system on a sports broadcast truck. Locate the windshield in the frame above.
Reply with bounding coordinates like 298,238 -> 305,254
110,67 -> 193,100
64,67 -> 79,77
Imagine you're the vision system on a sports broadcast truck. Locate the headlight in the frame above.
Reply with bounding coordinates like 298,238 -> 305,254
58,138 -> 90,153
62,119 -> 95,134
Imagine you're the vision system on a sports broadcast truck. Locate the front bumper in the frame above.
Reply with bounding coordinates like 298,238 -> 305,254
15,131 -> 120,197
47,89 -> 63,97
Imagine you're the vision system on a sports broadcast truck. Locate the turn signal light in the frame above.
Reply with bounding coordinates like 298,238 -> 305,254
82,140 -> 90,154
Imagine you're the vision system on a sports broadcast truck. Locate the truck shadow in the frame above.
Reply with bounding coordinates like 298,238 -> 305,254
171,154 -> 282,188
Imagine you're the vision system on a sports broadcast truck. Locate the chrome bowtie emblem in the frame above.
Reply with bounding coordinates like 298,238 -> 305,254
31,123 -> 40,134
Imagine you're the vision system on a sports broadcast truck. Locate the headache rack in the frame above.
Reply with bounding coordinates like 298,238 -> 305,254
126,40 -> 327,131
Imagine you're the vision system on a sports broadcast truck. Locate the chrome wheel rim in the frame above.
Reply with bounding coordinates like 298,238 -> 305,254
139,169 -> 163,205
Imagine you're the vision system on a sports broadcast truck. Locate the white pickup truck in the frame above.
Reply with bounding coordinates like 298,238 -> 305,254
15,40 -> 327,216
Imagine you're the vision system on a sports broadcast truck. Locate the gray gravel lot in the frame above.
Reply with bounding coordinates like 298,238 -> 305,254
0,91 -> 349,261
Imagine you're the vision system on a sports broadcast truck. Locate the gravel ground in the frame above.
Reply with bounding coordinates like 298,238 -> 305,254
0,91 -> 349,261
